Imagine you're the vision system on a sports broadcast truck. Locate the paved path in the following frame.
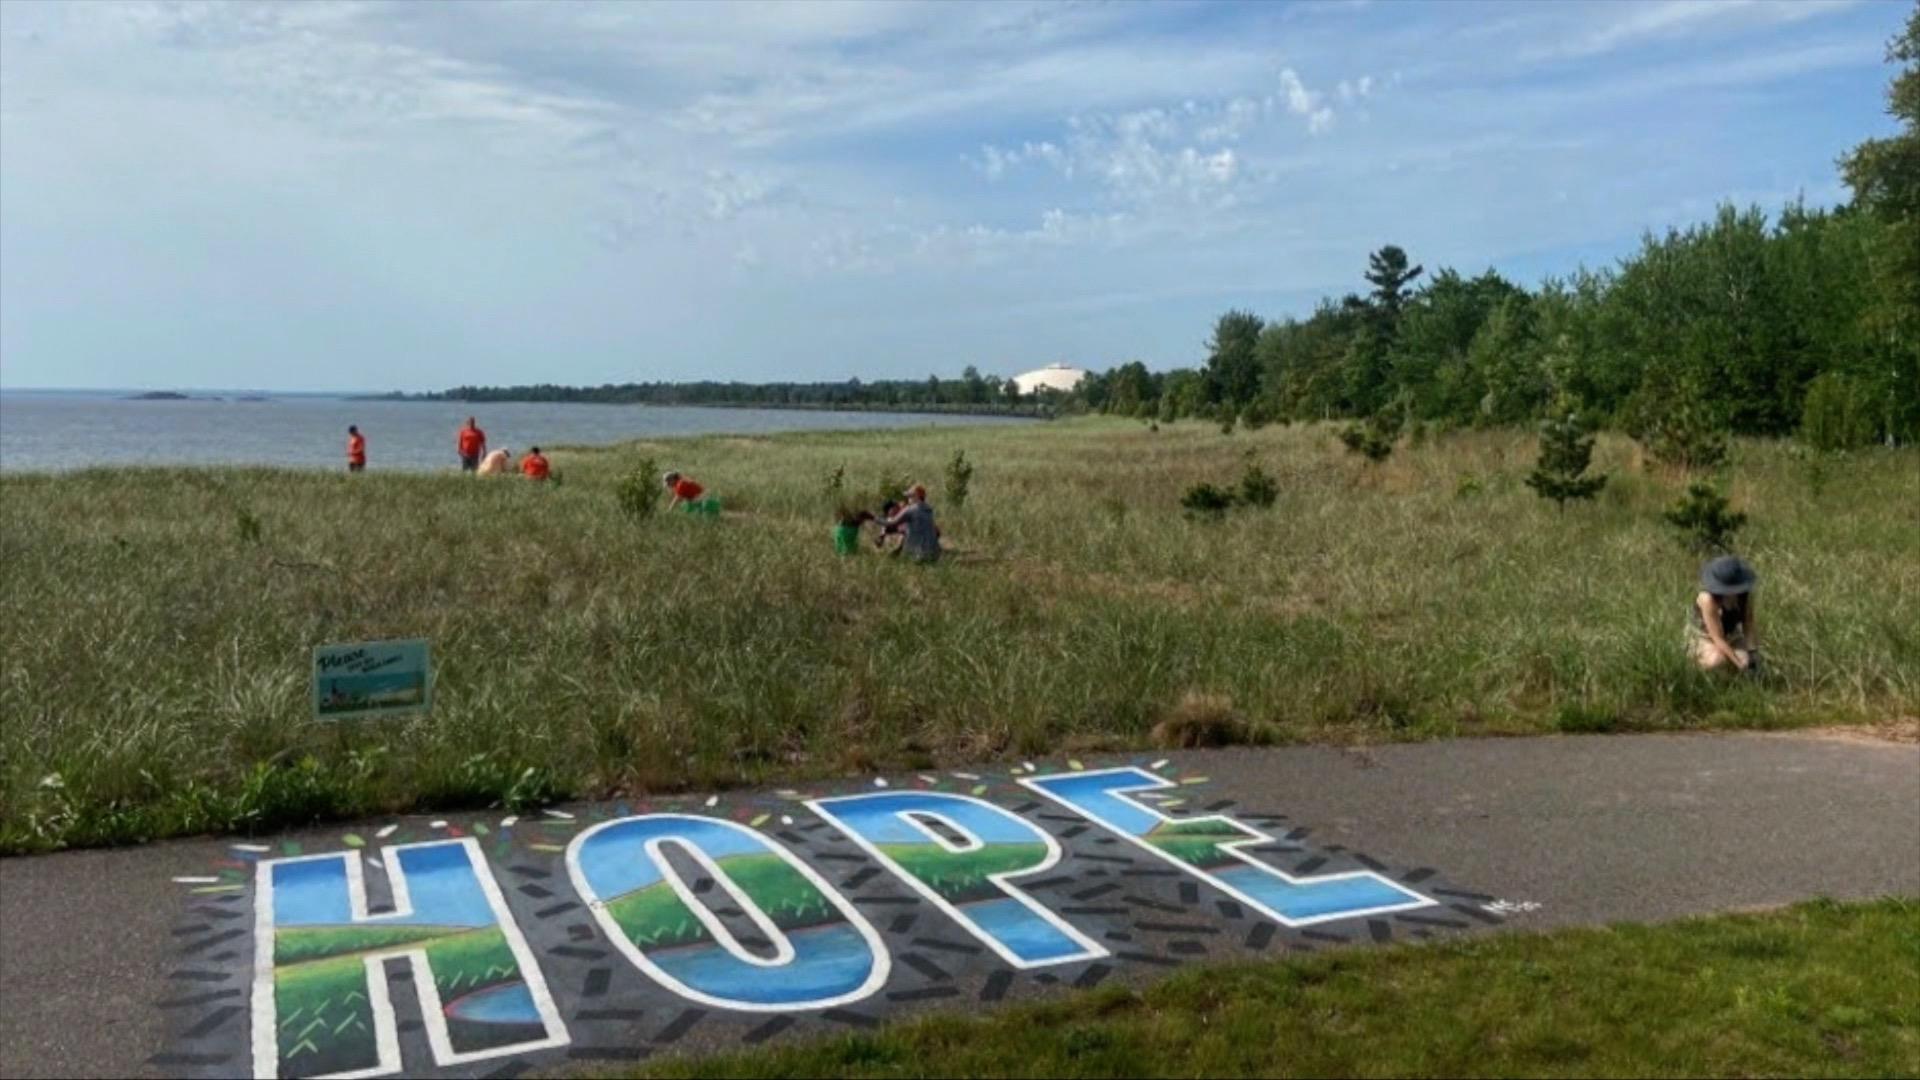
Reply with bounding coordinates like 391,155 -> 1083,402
2,731 -> 1915,1079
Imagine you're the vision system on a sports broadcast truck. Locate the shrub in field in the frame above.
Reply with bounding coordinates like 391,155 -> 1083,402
822,464 -> 846,506
234,508 -> 263,545
617,457 -> 662,518
1339,420 -> 1396,462
1525,406 -> 1608,511
875,471 -> 909,506
1664,481 -> 1747,553
1180,482 -> 1237,520
1799,372 -> 1882,451
1149,692 -> 1245,748
1789,443 -> 1839,498
945,450 -> 974,509
1630,380 -> 1729,472
1455,473 -> 1484,498
1238,456 -> 1278,508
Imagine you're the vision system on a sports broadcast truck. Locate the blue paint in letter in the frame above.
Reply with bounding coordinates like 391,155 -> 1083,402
566,815 -> 889,1011
1021,768 -> 1435,926
810,792 -> 1105,968
252,837 -> 567,1079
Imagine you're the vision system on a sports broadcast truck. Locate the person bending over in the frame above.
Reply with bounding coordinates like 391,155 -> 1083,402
477,447 -> 512,476
835,508 -> 877,555
663,471 -> 721,516
1691,555 -> 1760,674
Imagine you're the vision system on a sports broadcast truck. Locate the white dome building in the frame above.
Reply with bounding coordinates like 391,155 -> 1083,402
1011,363 -> 1090,395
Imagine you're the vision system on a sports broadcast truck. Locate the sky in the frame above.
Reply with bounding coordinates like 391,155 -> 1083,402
0,0 -> 1907,393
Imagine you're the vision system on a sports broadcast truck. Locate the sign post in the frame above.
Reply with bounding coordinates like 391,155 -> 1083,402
312,638 -> 432,722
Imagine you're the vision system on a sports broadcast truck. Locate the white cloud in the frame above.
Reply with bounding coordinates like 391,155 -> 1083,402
1528,0 -> 1859,62
1279,67 -> 1335,135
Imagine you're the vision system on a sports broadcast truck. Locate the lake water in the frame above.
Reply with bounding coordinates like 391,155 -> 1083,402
0,391 -> 1030,472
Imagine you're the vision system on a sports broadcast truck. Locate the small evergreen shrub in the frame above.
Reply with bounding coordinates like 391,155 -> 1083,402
1525,406 -> 1608,511
822,464 -> 846,506
1180,482 -> 1237,521
1238,456 -> 1278,508
944,450 -> 974,509
1664,481 -> 1747,553
617,457 -> 663,518
875,471 -> 909,506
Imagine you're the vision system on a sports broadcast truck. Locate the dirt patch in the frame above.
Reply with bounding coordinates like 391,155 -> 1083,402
1775,717 -> 1920,746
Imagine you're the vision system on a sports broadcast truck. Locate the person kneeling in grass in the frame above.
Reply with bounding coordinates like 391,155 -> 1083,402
663,470 -> 721,516
520,446 -> 550,480
884,484 -> 941,563
1691,555 -> 1761,675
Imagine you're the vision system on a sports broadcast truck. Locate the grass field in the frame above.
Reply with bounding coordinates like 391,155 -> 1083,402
273,922 -> 526,1073
1,418 -> 1914,852
632,898 -> 1920,1079
879,841 -> 1053,904
603,851 -> 841,950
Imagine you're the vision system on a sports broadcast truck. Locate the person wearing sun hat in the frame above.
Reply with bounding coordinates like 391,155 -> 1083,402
1690,555 -> 1760,673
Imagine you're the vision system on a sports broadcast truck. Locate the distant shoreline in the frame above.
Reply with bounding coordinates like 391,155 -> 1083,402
355,394 -> 1055,420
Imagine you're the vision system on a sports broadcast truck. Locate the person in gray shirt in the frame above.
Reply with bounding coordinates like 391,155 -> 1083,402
885,484 -> 942,563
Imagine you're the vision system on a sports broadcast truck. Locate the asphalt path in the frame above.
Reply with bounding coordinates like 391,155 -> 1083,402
2,731 -> 1914,1079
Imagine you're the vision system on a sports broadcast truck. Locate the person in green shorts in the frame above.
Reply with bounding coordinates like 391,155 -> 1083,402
834,508 -> 877,555
663,471 -> 721,517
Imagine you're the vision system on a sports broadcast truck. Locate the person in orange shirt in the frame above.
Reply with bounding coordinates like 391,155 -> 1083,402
346,425 -> 367,473
457,417 -> 487,471
521,446 -> 551,481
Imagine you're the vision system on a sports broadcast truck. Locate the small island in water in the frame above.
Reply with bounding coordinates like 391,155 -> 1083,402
125,391 -> 233,401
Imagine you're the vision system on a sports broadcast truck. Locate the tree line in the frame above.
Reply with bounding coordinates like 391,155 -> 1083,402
395,369 -> 1046,416
1082,9 -> 1918,448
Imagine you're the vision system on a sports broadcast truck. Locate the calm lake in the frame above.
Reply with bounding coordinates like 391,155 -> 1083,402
0,391 -> 1031,472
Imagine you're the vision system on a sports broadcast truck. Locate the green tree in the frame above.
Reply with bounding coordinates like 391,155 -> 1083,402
1525,405 -> 1608,511
1364,244 -> 1425,322
961,366 -> 989,405
1470,293 -> 1549,425
1800,372 -> 1884,450
1206,310 -> 1265,410
1105,361 -> 1155,416
1840,3 -> 1920,443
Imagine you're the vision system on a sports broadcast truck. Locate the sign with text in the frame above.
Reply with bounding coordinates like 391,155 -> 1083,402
311,638 -> 431,722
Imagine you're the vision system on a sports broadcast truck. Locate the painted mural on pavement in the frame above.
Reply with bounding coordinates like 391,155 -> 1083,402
152,759 -> 1509,1078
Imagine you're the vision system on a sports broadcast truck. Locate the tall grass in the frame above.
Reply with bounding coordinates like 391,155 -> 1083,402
1,419 -> 1913,852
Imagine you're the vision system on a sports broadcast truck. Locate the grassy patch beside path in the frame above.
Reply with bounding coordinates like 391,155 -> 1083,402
2,420 -> 1915,851
636,899 -> 1920,1079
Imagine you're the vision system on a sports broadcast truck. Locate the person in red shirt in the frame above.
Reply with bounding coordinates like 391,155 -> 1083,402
521,446 -> 551,481
457,417 -> 487,471
346,425 -> 367,473
662,470 -> 720,516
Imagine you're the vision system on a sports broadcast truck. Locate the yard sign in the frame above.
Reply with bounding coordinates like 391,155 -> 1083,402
311,638 -> 432,722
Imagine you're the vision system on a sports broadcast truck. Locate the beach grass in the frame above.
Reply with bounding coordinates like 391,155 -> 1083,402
628,897 -> 1920,1079
1,418 -> 1914,852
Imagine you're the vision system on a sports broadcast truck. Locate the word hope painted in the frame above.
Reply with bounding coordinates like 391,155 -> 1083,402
249,772 -> 1436,1078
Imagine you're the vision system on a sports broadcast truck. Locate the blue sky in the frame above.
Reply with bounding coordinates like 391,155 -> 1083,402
0,0 -> 1904,392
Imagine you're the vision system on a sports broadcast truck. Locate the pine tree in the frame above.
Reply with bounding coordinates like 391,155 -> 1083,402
1664,481 -> 1748,553
1525,406 -> 1608,511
